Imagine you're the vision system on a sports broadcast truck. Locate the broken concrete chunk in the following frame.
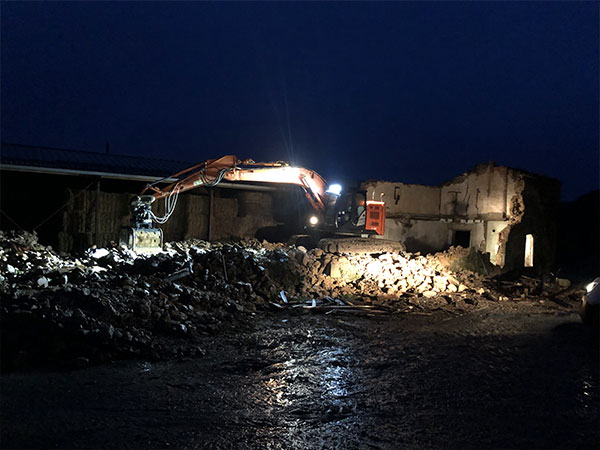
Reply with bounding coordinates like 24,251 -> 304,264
89,248 -> 110,259
447,275 -> 460,286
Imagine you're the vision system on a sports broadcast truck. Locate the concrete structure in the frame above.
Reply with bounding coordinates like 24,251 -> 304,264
362,162 -> 561,272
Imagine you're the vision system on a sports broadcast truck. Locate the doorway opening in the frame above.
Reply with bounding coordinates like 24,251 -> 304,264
454,230 -> 471,248
524,234 -> 534,267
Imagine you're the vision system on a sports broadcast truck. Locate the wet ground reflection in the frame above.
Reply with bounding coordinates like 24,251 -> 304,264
1,310 -> 598,449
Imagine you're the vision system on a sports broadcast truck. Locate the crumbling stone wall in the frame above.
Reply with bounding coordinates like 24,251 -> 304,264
58,188 -> 132,252
440,164 -> 509,219
361,163 -> 559,272
362,163 -> 515,254
365,182 -> 440,217
384,219 -> 448,253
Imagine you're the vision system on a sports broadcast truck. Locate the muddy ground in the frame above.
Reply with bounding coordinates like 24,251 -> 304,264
1,299 -> 598,450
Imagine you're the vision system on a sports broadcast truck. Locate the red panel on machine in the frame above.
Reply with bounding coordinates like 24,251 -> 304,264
365,201 -> 385,235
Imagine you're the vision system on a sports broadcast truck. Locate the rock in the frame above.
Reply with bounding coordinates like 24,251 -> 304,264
99,323 -> 115,340
72,308 -> 88,326
279,291 -> 288,303
312,249 -> 324,258
135,301 -> 152,320
300,254 -> 310,266
328,257 -> 352,279
71,356 -> 90,369
447,275 -> 460,286
422,290 -> 437,298
433,276 -> 448,291
556,278 -> 571,289
89,248 -> 110,259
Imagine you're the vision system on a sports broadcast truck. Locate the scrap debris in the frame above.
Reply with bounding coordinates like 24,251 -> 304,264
0,231 -> 583,369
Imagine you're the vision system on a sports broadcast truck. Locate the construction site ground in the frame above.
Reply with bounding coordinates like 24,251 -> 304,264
0,231 -> 598,449
2,299 -> 598,450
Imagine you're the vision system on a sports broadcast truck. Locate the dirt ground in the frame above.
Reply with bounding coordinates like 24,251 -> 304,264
1,299 -> 598,450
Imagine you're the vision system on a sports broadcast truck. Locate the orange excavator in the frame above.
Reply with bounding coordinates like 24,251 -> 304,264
121,155 -> 385,251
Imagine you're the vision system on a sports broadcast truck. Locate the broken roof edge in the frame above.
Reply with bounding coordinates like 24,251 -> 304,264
0,141 -> 197,180
0,163 -> 180,183
0,141 -> 194,166
360,161 -> 560,193
439,161 -> 561,187
361,179 -> 438,189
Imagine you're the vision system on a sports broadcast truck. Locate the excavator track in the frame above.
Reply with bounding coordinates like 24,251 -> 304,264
319,237 -> 406,255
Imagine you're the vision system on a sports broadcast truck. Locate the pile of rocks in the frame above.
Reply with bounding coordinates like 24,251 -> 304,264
302,250 -> 472,299
0,230 -> 578,369
0,232 -> 307,368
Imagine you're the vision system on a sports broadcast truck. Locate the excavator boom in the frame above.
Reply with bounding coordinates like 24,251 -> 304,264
142,156 -> 329,213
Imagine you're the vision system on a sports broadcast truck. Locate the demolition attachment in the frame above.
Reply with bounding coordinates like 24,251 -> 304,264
120,195 -> 164,252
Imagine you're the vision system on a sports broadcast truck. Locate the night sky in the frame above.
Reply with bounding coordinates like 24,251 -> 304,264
2,2 -> 598,200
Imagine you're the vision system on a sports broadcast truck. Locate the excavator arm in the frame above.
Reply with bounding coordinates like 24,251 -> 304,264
141,155 -> 330,212
122,155 -> 333,251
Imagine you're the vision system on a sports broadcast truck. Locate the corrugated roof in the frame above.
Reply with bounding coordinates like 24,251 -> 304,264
0,143 -> 192,178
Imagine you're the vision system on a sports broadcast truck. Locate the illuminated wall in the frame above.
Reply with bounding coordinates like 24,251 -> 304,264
362,162 -> 560,271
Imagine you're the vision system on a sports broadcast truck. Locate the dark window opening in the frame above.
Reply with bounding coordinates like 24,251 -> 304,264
454,230 -> 471,248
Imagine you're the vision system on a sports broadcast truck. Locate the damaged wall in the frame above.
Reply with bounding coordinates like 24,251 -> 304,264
499,173 -> 560,273
0,171 -> 302,253
362,162 -> 560,271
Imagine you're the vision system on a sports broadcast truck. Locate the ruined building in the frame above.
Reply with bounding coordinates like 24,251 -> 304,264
363,163 -> 561,272
1,144 -> 560,272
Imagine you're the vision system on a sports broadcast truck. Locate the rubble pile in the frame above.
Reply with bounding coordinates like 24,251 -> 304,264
0,232 -> 306,368
294,249 -> 474,299
0,231 -> 581,369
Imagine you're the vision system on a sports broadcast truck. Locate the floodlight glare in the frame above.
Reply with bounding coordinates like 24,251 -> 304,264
586,281 -> 597,293
326,183 -> 342,196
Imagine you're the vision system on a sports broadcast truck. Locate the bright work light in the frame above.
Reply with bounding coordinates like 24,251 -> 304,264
326,184 -> 342,196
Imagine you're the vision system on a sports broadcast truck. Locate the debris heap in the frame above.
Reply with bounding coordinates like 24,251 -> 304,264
0,231 -> 579,369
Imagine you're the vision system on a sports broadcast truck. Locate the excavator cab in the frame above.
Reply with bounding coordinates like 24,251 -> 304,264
332,191 -> 385,236
334,192 -> 365,231
306,190 -> 385,237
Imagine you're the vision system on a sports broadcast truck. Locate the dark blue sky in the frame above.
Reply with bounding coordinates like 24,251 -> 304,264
2,2 -> 598,200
